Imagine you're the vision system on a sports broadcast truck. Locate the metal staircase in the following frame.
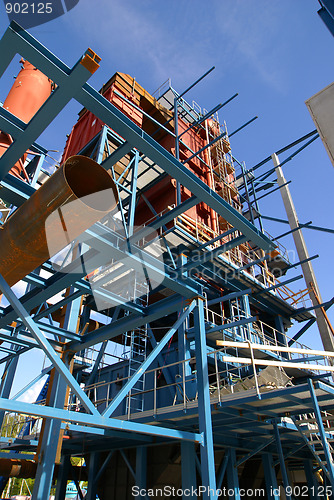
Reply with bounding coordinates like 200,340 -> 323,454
292,412 -> 334,485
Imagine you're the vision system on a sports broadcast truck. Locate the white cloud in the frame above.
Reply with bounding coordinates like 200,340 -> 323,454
18,377 -> 47,404
65,0 -> 215,89
212,0 -> 287,92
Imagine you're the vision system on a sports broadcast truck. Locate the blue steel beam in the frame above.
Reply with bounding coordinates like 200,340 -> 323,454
62,423 -> 153,442
120,450 -> 135,479
83,224 -> 202,298
281,255 -> 319,273
12,365 -> 51,401
0,23 -> 273,251
0,396 -> 203,444
68,293 -> 188,352
0,107 -> 48,154
253,274 -> 303,296
179,96 -> 238,139
86,307 -> 120,386
101,141 -> 133,170
178,66 -> 215,100
216,452 -> 229,490
194,299 -> 217,499
178,236 -> 247,274
208,288 -> 252,306
318,2 -> 334,36
102,301 -> 196,417
94,451 -> 114,486
147,326 -> 175,398
236,437 -> 275,467
291,296 -> 334,317
0,274 -> 99,416
128,196 -> 199,245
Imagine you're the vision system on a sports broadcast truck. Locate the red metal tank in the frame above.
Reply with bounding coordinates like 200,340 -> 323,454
0,59 -> 53,179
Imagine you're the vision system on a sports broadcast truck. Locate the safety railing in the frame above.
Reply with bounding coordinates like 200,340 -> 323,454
74,330 -> 333,419
0,411 -> 42,440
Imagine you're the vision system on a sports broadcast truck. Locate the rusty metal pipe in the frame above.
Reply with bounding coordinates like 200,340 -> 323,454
0,155 -> 118,287
0,458 -> 87,479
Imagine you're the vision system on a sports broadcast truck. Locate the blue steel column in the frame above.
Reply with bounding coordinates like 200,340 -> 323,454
181,441 -> 197,499
178,254 -> 191,378
0,349 -> 19,427
32,366 -> 68,500
86,452 -> 100,500
194,297 -> 217,499
135,447 -> 147,490
173,96 -> 181,206
273,421 -> 292,500
262,453 -> 280,500
275,315 -> 288,358
55,454 -> 71,500
127,150 -> 139,237
240,293 -> 253,341
226,448 -> 240,500
303,459 -> 319,500
32,296 -> 82,499
95,125 -> 108,165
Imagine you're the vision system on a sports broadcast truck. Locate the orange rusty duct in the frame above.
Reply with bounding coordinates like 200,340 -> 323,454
0,458 -> 87,479
0,155 -> 118,287
0,59 -> 53,178
0,458 -> 36,478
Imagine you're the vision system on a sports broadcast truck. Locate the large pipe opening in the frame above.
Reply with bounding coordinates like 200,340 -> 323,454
0,155 -> 118,287
64,156 -> 117,211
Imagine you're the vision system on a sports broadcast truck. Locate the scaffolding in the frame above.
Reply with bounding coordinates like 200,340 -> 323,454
0,21 -> 332,500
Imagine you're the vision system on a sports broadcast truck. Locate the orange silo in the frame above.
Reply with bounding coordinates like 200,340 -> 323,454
0,59 -> 53,180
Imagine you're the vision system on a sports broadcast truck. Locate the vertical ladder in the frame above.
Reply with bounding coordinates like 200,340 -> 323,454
123,276 -> 149,414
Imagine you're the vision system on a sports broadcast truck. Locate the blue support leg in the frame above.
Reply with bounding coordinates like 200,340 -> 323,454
240,293 -> 253,341
194,298 -> 217,499
135,447 -> 147,490
0,351 -> 19,427
275,315 -> 289,358
55,454 -> 71,500
181,441 -> 197,499
127,150 -> 139,237
304,459 -> 319,500
226,448 -> 240,500
216,451 -> 229,490
273,421 -> 292,500
33,284 -> 85,499
32,368 -> 68,500
86,452 -> 100,500
177,255 -> 191,378
262,453 -> 280,500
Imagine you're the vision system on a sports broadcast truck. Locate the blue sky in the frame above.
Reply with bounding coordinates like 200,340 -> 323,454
0,0 -> 333,391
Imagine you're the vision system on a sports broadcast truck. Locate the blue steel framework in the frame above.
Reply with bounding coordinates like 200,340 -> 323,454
0,21 -> 333,500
